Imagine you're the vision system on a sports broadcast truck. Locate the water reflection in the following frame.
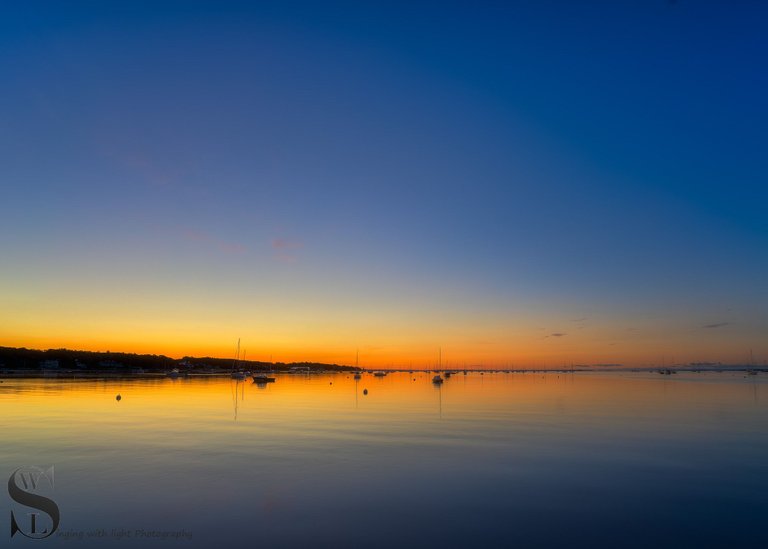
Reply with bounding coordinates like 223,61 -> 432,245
1,372 -> 766,548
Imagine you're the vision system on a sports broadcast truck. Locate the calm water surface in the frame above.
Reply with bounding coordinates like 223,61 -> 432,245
1,372 -> 766,548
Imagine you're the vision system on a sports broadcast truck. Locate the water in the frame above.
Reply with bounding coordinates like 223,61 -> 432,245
1,371 -> 766,548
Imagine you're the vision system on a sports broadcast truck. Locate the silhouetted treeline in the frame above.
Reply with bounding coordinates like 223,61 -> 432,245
180,356 -> 356,372
0,346 -> 176,371
0,346 -> 358,372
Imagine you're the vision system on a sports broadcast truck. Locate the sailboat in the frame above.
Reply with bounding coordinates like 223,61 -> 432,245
231,339 -> 246,380
433,348 -> 444,383
252,373 -> 276,383
353,350 -> 361,380
253,357 -> 276,384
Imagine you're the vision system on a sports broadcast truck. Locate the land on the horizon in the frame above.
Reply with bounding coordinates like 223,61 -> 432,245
0,345 -> 763,376
0,346 -> 358,375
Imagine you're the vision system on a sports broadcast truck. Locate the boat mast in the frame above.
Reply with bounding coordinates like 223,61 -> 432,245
233,338 -> 240,372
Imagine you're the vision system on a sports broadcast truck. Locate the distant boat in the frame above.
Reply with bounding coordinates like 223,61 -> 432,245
231,339 -> 246,380
252,373 -> 275,383
374,371 -> 387,377
434,348 -> 447,382
167,368 -> 185,378
353,350 -> 361,379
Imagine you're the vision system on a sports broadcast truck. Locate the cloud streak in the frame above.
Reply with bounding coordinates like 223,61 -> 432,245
272,238 -> 303,250
272,238 -> 303,263
703,322 -> 729,329
182,228 -> 247,255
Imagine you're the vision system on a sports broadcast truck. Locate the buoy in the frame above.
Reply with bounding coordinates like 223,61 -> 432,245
116,394 -> 122,402
363,389 -> 368,395
330,382 -> 333,385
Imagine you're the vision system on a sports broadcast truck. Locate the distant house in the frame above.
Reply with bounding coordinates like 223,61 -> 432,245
40,360 -> 60,370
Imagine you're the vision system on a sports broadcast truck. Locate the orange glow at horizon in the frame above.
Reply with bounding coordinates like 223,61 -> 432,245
2,260 -> 765,369
1,329 -> 763,369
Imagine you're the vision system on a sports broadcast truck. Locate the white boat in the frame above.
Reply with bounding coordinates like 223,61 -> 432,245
167,368 -> 185,378
433,348 -> 446,383
230,339 -> 245,379
353,350 -> 362,379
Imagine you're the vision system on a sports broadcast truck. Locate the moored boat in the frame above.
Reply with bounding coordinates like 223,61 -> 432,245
253,373 -> 276,383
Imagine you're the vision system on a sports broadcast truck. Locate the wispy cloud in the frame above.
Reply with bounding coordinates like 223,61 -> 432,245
272,238 -> 303,250
218,242 -> 247,254
272,238 -> 303,263
703,322 -> 729,329
274,253 -> 297,264
104,148 -> 186,187
544,332 -> 567,339
182,228 -> 247,255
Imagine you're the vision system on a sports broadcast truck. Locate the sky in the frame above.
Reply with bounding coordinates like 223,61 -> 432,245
1,1 -> 766,367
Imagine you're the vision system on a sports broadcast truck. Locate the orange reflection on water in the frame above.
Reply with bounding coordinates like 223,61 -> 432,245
2,371 -> 764,440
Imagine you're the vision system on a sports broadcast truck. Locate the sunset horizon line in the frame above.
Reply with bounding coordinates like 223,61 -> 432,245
2,342 -> 763,371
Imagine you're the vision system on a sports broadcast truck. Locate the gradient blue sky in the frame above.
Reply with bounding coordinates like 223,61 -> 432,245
1,1 -> 766,366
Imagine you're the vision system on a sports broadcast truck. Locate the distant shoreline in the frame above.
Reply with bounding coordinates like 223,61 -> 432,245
0,368 -> 764,380
0,345 -> 763,377
0,345 -> 358,375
